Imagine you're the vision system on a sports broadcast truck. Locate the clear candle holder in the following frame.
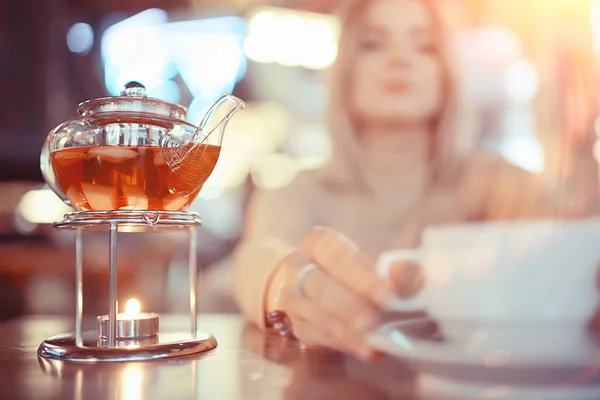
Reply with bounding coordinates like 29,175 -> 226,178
37,210 -> 217,363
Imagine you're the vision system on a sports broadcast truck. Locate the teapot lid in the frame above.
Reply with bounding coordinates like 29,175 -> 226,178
76,81 -> 188,120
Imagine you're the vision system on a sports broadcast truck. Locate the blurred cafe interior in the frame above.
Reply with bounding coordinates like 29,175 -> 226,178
1,0 -> 599,322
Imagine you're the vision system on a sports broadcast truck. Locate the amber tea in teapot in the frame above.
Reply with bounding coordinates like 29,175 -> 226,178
50,144 -> 220,211
41,82 -> 244,212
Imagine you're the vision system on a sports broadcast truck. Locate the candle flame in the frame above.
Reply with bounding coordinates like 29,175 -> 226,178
125,298 -> 141,317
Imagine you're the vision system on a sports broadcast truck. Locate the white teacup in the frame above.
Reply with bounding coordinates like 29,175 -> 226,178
377,219 -> 600,350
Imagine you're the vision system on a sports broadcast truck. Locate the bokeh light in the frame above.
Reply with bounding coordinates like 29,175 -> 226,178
66,22 -> 94,55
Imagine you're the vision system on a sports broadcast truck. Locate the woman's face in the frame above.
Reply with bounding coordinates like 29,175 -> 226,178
350,0 -> 443,129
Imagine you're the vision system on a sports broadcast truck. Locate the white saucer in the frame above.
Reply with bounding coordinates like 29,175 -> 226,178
417,373 -> 600,400
367,318 -> 600,395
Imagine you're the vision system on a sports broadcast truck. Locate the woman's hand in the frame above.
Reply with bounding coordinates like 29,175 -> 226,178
270,226 -> 423,361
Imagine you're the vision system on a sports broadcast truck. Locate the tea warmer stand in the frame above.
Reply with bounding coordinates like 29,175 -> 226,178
37,210 -> 216,363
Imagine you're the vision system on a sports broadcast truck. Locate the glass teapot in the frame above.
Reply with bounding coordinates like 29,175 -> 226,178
40,82 -> 245,212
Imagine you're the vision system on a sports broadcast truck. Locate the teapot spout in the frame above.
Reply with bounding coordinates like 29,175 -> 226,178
164,94 -> 245,195
198,93 -> 246,141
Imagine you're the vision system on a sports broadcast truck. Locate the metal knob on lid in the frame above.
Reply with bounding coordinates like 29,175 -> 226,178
121,81 -> 148,98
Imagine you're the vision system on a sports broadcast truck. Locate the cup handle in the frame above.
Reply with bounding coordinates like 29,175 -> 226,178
376,249 -> 425,312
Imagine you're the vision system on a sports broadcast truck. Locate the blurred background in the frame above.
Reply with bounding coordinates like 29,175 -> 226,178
1,0 -> 599,319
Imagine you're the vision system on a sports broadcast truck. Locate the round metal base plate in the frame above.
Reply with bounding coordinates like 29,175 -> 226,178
38,330 -> 217,363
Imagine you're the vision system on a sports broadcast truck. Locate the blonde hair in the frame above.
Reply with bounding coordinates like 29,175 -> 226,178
320,0 -> 474,191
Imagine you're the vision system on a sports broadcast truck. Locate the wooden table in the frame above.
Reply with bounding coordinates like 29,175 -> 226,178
0,314 -> 418,400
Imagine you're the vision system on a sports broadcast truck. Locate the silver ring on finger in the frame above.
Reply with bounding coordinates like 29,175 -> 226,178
295,263 -> 317,297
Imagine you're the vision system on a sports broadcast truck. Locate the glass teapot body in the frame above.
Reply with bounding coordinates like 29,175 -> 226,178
41,82 -> 244,212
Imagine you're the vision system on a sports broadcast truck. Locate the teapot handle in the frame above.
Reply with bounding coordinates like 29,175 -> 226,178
40,136 -> 71,205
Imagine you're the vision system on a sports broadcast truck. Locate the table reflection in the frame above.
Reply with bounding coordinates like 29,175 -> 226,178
26,314 -> 600,400
240,323 -> 417,400
39,356 -> 201,400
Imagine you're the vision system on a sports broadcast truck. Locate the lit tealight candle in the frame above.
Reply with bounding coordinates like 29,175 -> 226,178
97,298 -> 159,341
124,298 -> 141,316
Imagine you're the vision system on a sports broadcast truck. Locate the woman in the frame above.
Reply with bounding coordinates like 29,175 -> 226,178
232,0 -> 583,361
